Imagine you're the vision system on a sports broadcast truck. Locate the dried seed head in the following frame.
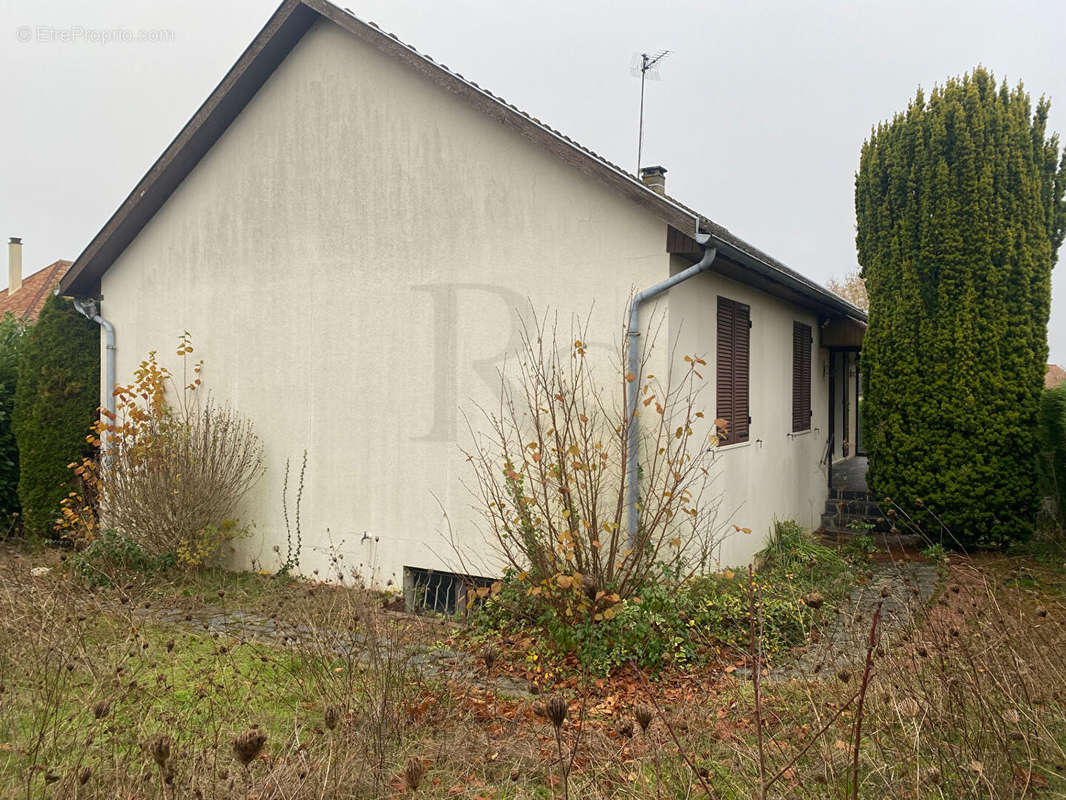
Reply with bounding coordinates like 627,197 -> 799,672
1004,709 -> 1020,724
546,695 -> 567,729
78,767 -> 91,785
950,585 -> 960,594
92,700 -> 110,720
949,626 -> 960,637
916,645 -> 928,658
324,705 -> 340,730
147,734 -> 171,768
233,729 -> 266,766
166,639 -> 175,653
404,757 -> 426,791
880,585 -> 891,598
635,705 -> 654,733
837,669 -> 851,684
481,644 -> 497,671
926,766 -> 941,784
802,592 -> 824,610
1036,606 -> 1048,618
616,718 -> 634,738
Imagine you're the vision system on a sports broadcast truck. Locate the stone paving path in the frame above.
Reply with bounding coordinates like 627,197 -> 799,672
132,604 -> 535,698
767,560 -> 940,681
129,561 -> 940,692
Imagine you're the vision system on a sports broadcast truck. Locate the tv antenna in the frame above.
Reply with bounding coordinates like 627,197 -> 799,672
631,50 -> 670,174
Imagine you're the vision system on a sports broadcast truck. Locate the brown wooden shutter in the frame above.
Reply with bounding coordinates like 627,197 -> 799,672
792,321 -> 812,432
732,301 -> 750,443
716,297 -> 750,444
716,297 -> 734,441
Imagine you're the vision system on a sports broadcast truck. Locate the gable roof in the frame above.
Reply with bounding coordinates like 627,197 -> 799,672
58,0 -> 866,324
1,260 -> 70,322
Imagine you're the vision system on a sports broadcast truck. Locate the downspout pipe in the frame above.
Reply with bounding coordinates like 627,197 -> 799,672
626,235 -> 717,547
71,297 -> 116,450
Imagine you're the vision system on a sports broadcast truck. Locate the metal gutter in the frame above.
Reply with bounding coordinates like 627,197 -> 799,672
702,228 -> 867,323
72,298 -> 116,451
625,237 -> 718,546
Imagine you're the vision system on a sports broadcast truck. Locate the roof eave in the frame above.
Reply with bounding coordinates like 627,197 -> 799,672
700,226 -> 866,324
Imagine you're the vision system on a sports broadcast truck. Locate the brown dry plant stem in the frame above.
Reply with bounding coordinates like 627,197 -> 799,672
748,563 -> 767,799
630,662 -> 719,799
850,596 -> 884,800
547,694 -> 570,800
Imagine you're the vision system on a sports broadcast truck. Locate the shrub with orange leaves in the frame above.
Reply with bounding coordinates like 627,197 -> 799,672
59,333 -> 263,566
465,311 -> 723,618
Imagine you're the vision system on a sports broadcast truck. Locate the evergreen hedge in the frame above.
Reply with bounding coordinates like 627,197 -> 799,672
1038,386 -> 1066,531
12,294 -> 100,537
856,68 -> 1066,547
0,313 -> 27,524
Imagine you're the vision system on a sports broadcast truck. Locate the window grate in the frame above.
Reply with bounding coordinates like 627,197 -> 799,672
403,567 -> 494,616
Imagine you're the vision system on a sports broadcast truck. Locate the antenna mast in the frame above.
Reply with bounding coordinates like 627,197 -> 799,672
635,49 -> 670,174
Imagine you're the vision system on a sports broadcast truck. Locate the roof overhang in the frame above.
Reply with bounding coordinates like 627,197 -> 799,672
668,228 -> 867,324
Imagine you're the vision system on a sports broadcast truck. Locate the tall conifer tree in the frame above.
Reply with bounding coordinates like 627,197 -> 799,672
856,68 -> 1066,546
12,295 -> 99,537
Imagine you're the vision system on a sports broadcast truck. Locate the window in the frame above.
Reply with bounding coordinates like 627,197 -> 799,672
792,321 -> 812,432
404,567 -> 494,615
716,296 -> 750,444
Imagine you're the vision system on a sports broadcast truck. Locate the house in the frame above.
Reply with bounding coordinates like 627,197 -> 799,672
58,0 -> 866,591
1046,364 -> 1066,389
3,238 -> 70,323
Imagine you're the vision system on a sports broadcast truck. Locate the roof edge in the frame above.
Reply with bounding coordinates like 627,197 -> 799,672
60,0 -> 314,297
59,0 -> 860,325
704,230 -> 867,323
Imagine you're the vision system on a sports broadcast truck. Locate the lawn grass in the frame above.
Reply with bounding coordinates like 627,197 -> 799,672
1,540 -> 1065,799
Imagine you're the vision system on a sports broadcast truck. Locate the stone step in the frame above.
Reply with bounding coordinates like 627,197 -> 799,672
819,511 -> 893,534
824,498 -> 883,517
818,529 -> 926,550
828,488 -> 873,501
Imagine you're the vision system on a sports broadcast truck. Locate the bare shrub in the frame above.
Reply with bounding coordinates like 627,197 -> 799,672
61,333 -> 264,565
465,310 -> 722,610
102,400 -> 263,563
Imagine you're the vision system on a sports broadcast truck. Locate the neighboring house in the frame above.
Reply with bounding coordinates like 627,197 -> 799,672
58,0 -> 866,589
1046,364 -> 1066,389
2,238 -> 70,323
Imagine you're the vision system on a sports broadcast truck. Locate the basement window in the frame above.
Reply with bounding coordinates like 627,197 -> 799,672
403,567 -> 494,616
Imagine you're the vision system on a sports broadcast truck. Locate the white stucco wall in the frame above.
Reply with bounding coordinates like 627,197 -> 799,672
97,18 -> 831,581
667,257 -> 830,566
99,20 -> 675,583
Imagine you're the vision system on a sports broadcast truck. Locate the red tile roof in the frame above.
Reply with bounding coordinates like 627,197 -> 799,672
0,260 -> 71,322
1046,364 -> 1066,389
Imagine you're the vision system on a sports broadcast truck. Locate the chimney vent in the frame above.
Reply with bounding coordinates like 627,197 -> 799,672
8,238 -> 22,295
639,165 -> 667,195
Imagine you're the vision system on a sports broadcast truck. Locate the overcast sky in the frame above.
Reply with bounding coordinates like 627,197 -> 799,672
3,0 -> 1065,358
